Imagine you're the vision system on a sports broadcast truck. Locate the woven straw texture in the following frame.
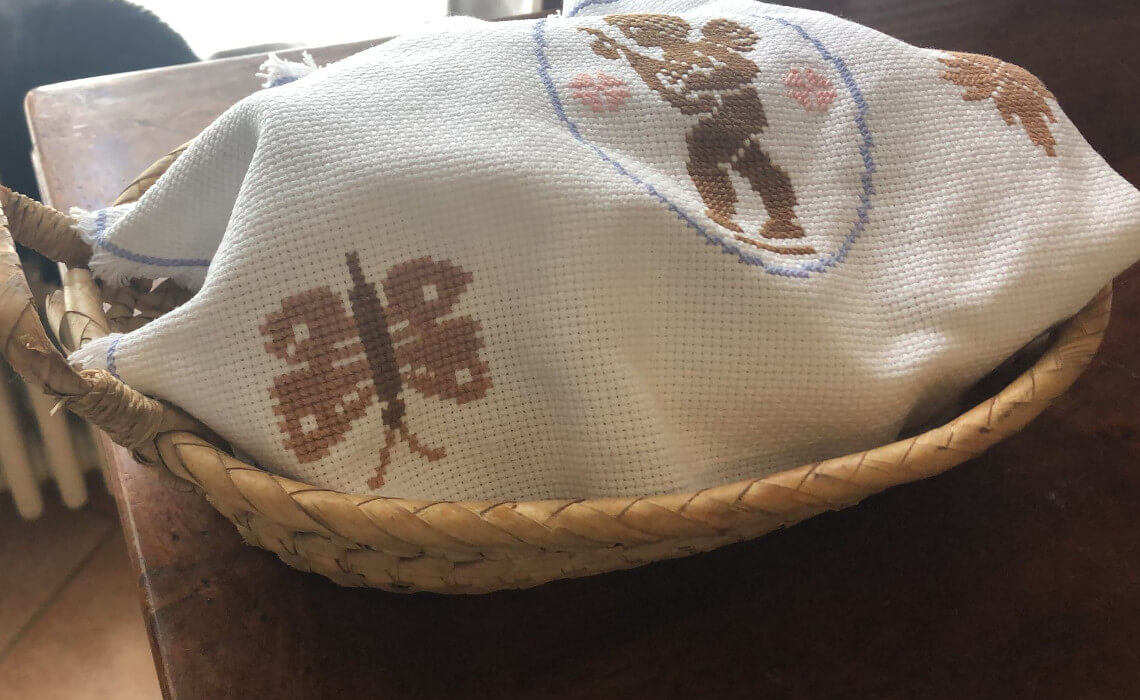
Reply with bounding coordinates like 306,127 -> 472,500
150,284 -> 1109,592
0,145 -> 1110,592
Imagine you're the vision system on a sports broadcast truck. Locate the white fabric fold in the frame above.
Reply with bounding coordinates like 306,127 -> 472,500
71,1 -> 1140,500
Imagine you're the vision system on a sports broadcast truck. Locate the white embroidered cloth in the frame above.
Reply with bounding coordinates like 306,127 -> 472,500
71,0 -> 1140,500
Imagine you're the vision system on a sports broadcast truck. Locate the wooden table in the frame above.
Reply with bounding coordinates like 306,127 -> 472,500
26,2 -> 1140,697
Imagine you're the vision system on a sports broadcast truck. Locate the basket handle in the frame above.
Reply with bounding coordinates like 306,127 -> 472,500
0,186 -> 213,460
0,188 -> 92,267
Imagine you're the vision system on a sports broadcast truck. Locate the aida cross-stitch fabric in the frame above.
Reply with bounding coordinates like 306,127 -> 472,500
69,0 -> 1140,500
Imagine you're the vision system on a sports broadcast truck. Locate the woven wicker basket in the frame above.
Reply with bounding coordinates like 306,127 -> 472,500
0,143 -> 1112,593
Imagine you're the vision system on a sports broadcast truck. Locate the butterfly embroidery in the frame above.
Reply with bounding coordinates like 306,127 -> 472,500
260,253 -> 492,488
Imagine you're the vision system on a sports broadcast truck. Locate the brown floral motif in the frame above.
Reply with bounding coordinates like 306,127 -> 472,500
261,255 -> 492,488
939,52 -> 1059,157
580,14 -> 814,254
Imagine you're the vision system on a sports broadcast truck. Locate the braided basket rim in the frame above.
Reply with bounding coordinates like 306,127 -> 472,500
39,146 -> 1120,591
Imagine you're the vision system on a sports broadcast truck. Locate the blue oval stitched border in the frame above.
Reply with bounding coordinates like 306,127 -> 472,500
532,14 -> 877,278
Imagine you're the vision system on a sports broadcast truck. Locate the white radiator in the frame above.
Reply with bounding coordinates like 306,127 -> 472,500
0,147 -> 116,517
0,359 -> 105,519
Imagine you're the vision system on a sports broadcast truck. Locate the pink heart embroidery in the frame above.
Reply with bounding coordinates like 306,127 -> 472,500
784,67 -> 837,112
569,71 -> 632,112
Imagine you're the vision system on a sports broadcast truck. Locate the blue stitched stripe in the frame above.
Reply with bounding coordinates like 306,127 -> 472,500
566,0 -> 623,17
106,335 -> 122,379
93,207 -> 211,268
770,16 -> 876,274
532,15 -> 877,278
534,21 -> 581,140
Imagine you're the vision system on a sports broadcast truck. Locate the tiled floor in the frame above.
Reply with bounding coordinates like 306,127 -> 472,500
0,474 -> 161,700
